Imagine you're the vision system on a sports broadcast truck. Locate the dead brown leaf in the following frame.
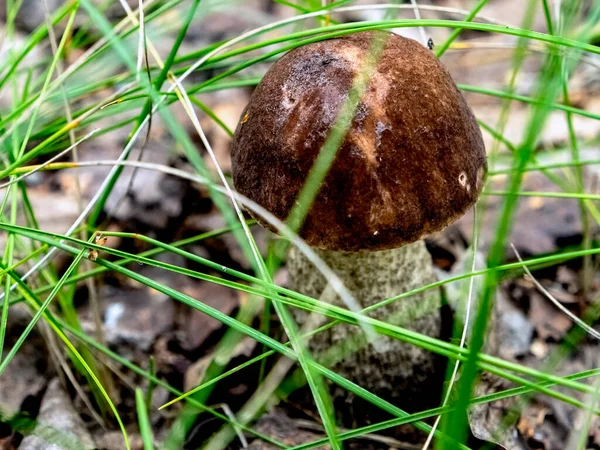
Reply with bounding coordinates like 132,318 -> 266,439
177,281 -> 240,351
529,291 -> 574,341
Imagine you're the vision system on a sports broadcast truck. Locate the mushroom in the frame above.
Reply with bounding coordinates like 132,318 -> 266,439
231,31 -> 486,419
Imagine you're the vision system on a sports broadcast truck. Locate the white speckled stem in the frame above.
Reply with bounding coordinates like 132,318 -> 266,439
287,240 -> 445,419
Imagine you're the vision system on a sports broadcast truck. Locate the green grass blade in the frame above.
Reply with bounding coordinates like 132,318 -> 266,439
136,388 -> 154,450
0,262 -> 131,450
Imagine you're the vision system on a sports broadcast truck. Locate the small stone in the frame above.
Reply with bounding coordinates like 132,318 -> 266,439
530,339 -> 549,358
102,285 -> 175,351
498,308 -> 534,359
19,379 -> 95,450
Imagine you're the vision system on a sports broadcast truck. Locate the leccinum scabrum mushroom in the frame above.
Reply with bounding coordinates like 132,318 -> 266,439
231,31 -> 486,418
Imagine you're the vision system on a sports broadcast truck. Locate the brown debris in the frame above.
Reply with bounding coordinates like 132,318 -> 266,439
177,281 -> 240,352
528,291 -> 574,342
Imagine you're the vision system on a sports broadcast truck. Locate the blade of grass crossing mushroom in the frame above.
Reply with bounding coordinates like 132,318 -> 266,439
103,261 -> 600,410
4,158 -> 600,312
27,159 -> 600,327
280,32 -> 390,343
289,368 -> 600,450
422,207 -> 480,450
440,3 -> 600,447
4,225 -> 600,430
4,153 -> 594,340
206,267 -> 475,448
1,224 -> 598,400
2,10 -> 599,152
148,12 -> 343,450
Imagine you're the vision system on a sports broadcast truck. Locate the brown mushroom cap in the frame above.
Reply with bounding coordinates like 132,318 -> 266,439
231,31 -> 487,252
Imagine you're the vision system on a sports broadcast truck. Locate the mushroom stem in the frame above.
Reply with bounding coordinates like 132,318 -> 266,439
288,240 -> 446,419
